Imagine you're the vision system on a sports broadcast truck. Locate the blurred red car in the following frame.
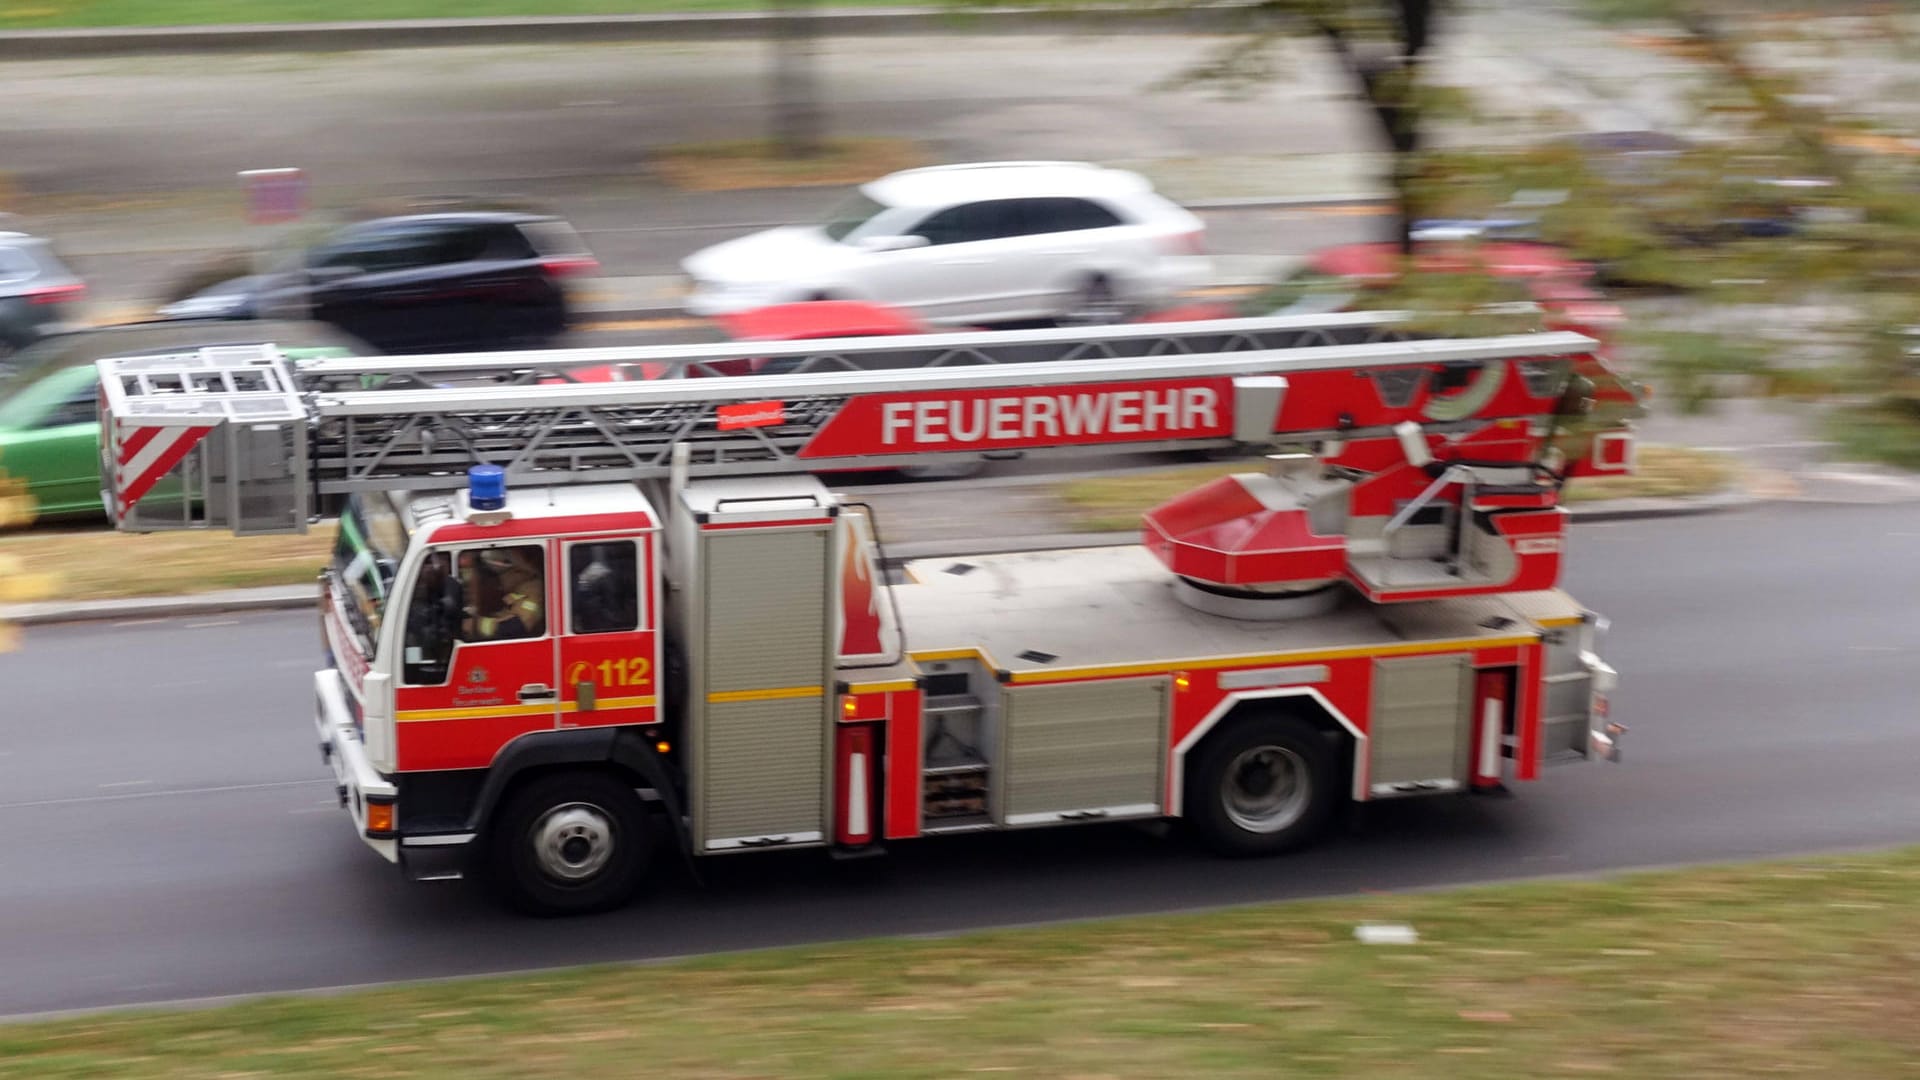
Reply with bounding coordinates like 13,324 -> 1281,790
1144,241 -> 1624,354
556,300 -> 935,383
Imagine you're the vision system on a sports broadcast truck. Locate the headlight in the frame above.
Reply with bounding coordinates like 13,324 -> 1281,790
159,293 -> 249,318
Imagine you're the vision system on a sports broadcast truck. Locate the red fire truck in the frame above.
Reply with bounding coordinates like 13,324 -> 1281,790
98,313 -> 1637,914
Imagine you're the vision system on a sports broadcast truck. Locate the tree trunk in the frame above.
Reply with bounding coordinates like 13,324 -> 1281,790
1310,1 -> 1435,255
769,0 -> 824,158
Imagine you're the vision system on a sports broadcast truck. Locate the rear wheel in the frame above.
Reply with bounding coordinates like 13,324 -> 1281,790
487,771 -> 651,916
1185,715 -> 1338,856
1058,275 -> 1129,326
896,460 -> 987,481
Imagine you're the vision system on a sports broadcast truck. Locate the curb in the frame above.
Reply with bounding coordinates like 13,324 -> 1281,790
1562,487 -> 1762,523
2,587 -> 314,627
0,6 -> 1274,61
2,493 -> 1754,627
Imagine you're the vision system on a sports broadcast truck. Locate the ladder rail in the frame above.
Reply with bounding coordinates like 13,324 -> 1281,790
97,321 -> 1620,533
306,335 -> 1596,416
289,311 -> 1425,384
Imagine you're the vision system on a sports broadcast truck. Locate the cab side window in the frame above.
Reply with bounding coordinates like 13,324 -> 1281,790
459,546 -> 547,642
569,541 -> 641,635
401,551 -> 461,685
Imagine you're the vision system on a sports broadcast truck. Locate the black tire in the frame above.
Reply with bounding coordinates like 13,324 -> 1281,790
486,770 -> 651,916
1184,715 -> 1339,857
1057,275 -> 1129,326
896,460 -> 987,481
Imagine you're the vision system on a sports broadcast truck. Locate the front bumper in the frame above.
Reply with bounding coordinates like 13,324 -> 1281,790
315,668 -> 398,864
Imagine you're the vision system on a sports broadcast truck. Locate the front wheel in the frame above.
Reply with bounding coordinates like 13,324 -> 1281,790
1184,716 -> 1339,857
487,771 -> 651,916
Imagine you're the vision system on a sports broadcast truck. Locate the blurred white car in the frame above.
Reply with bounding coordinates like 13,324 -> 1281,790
682,161 -> 1210,325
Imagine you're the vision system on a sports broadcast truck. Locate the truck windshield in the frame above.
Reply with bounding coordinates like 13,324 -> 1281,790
332,494 -> 409,648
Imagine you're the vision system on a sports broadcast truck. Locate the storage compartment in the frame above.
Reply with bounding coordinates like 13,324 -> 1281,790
917,661 -> 998,829
1369,653 -> 1472,797
999,677 -> 1168,826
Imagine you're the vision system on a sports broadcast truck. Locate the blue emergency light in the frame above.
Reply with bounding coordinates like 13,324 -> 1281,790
468,464 -> 507,511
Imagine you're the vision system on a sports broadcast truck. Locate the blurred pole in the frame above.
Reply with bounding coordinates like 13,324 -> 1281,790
240,168 -> 309,320
768,0 -> 823,158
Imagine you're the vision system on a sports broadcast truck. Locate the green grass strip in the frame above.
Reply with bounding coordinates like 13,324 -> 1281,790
0,0 -> 915,29
4,846 -> 1918,1077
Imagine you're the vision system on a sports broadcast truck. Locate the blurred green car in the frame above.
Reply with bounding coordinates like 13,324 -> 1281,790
0,320 -> 368,519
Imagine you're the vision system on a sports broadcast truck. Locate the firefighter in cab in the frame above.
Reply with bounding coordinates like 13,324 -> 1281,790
463,547 -> 545,641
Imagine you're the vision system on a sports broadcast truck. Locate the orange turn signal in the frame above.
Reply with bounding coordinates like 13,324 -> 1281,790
364,802 -> 395,836
655,740 -> 672,755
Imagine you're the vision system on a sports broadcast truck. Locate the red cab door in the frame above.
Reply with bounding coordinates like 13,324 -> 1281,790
392,539 -> 561,772
556,534 -> 662,730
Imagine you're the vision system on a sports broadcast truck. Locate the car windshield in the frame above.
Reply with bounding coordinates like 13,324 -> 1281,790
332,493 -> 411,649
0,336 -> 82,402
0,365 -> 91,430
821,191 -> 890,242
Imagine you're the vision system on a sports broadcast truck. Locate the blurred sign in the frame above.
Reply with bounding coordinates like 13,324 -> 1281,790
240,168 -> 308,225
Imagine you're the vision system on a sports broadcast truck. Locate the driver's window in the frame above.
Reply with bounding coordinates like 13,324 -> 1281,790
457,546 -> 546,642
401,544 -> 549,686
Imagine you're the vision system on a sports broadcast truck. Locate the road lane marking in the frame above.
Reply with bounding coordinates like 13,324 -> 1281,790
96,779 -> 155,789
0,779 -> 329,811
581,317 -> 707,333
185,618 -> 240,628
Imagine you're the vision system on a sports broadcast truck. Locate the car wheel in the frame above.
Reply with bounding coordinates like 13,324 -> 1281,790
1058,275 -> 1130,326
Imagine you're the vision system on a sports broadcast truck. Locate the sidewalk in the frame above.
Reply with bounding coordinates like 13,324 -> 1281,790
0,6 -> 1271,60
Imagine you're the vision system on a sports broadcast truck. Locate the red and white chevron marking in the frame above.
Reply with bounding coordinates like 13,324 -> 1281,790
112,421 -> 213,520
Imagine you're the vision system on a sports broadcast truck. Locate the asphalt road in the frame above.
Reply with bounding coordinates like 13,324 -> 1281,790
4,499 -> 1918,1017
0,33 -> 1382,307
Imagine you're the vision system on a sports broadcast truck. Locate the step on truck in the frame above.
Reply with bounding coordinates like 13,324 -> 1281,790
98,313 -> 1637,914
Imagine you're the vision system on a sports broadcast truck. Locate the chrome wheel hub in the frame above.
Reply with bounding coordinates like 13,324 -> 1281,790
1222,745 -> 1310,833
531,802 -> 616,882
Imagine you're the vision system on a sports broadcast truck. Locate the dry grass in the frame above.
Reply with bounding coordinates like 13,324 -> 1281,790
1055,446 -> 1733,531
1560,445 -> 1734,502
1,847 -> 1917,1077
650,137 -> 929,192
0,523 -> 333,601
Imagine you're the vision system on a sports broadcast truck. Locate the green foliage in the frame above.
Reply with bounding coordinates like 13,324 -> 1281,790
1828,401 -> 1920,470
1628,330 -> 1775,415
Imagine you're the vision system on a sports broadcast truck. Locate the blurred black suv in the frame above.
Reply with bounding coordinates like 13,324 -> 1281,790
0,230 -> 86,365
162,212 -> 596,353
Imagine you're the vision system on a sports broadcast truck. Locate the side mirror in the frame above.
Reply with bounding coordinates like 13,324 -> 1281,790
856,234 -> 930,253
